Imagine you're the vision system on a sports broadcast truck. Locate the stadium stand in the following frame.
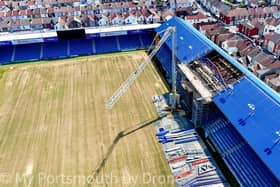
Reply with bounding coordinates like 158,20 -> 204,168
207,120 -> 237,153
43,40 -> 68,59
140,33 -> 155,48
205,117 -> 278,187
14,43 -> 41,62
213,77 -> 280,183
118,35 -> 142,50
0,45 -> 13,64
156,17 -> 213,63
94,36 -> 119,54
69,39 -> 93,56
156,16 -> 280,187
0,14 -> 279,187
0,26 -> 155,64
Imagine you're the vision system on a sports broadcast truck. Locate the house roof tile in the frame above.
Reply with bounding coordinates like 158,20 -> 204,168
268,60 -> 280,69
19,10 -> 27,16
31,18 -> 42,25
254,51 -> 274,67
247,47 -> 261,57
12,10 -> 19,16
237,39 -> 251,51
265,73 -> 278,80
42,17 -> 51,24
200,23 -> 219,31
186,12 -> 207,20
20,19 -> 31,26
47,7 -> 54,14
270,33 -> 280,44
27,9 -> 33,15
0,11 -> 5,17
216,33 -> 234,43
11,20 -> 21,26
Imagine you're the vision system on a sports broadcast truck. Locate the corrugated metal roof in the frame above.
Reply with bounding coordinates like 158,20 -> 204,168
168,16 -> 280,104
213,77 -> 280,181
155,17 -> 213,64
157,17 -> 280,182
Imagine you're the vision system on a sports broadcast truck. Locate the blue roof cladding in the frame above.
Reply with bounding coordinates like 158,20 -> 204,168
156,16 -> 280,104
213,77 -> 280,181
156,16 -> 280,183
155,17 -> 213,64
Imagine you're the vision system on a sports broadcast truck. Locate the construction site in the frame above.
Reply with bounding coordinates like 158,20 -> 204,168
154,17 -> 280,187
0,15 -> 279,187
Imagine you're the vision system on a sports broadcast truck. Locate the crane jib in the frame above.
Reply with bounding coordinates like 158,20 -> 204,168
105,27 -> 176,109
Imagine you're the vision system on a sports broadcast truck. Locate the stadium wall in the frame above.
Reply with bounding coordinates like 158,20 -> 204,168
0,30 -> 156,64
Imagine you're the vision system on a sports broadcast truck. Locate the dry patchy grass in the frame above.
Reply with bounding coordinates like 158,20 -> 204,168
0,51 -> 175,187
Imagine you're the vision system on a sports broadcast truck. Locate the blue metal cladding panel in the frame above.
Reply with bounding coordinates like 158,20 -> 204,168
118,35 -> 142,50
0,41 -> 12,46
156,42 -> 172,76
156,16 -> 280,104
69,39 -> 93,56
43,40 -> 68,59
155,17 -> 213,64
95,36 -> 118,53
141,33 -> 155,48
213,77 -> 280,182
0,46 -> 13,64
14,43 -> 41,61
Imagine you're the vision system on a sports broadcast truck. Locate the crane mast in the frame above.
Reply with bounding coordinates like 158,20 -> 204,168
171,25 -> 177,109
105,27 -> 177,109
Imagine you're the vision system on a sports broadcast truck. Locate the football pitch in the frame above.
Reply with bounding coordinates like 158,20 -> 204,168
0,51 -> 175,187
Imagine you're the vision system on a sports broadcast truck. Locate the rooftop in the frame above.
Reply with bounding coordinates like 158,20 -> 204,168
213,77 -> 280,180
269,75 -> 280,87
158,18 -> 280,181
186,12 -> 207,20
268,60 -> 280,70
0,0 -> 161,32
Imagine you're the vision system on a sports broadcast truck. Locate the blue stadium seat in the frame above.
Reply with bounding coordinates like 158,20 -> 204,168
223,156 -> 244,185
14,43 -> 41,62
206,117 -> 279,187
234,150 -> 264,186
69,39 -> 93,56
227,153 -> 252,186
207,119 -> 244,154
0,46 -> 13,64
94,36 -> 118,53
42,41 -> 68,59
223,144 -> 279,187
211,131 -> 226,152
118,35 -> 142,50
240,145 -> 278,186
208,123 -> 228,153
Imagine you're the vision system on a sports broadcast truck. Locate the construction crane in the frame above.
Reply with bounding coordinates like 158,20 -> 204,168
105,26 -> 177,110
